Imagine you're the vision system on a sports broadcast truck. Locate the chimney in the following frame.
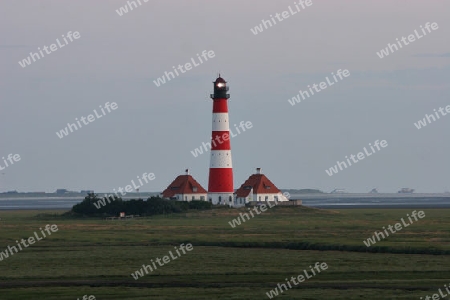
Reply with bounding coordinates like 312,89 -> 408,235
185,169 -> 189,175
256,168 -> 261,174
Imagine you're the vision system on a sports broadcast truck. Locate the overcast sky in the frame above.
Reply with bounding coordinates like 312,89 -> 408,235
1,0 -> 449,193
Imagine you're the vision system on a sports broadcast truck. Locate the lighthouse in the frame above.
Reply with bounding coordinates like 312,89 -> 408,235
208,76 -> 234,206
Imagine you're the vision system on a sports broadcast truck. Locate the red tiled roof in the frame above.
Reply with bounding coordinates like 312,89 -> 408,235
162,175 -> 207,198
235,173 -> 281,198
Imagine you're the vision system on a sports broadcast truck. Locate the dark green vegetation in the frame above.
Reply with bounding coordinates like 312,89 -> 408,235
70,194 -> 212,217
0,207 -> 449,299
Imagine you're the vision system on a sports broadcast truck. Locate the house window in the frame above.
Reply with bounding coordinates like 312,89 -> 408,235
185,196 -> 187,200
274,196 -> 278,202
259,196 -> 261,201
192,196 -> 195,200
200,196 -> 205,201
229,196 -> 232,202
218,196 -> 222,203
265,196 -> 268,201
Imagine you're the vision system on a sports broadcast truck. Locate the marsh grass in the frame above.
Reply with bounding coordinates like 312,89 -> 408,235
0,207 -> 449,299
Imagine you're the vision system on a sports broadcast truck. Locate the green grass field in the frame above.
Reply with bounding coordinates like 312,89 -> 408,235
0,206 -> 449,299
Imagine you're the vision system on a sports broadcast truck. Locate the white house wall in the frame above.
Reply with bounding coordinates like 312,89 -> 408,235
174,193 -> 208,202
254,192 -> 289,202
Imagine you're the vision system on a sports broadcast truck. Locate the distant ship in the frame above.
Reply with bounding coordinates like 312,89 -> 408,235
330,189 -> 346,194
369,188 -> 378,193
398,188 -> 414,193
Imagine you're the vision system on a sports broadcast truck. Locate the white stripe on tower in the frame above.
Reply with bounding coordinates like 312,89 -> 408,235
210,150 -> 232,168
212,113 -> 230,131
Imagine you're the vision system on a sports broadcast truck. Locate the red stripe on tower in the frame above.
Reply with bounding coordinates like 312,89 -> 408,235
208,76 -> 234,206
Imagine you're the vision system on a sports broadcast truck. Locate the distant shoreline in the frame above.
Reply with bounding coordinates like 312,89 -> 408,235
289,193 -> 450,200
1,192 -> 449,200
0,192 -> 160,200
0,194 -> 449,210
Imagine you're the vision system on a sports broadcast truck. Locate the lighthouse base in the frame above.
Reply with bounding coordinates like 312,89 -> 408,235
208,193 -> 235,207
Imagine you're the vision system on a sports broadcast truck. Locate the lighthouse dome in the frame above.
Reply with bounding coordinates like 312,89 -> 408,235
215,77 -> 226,83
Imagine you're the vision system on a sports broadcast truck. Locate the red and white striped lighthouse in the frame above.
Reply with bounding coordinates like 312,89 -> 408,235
208,76 -> 234,206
